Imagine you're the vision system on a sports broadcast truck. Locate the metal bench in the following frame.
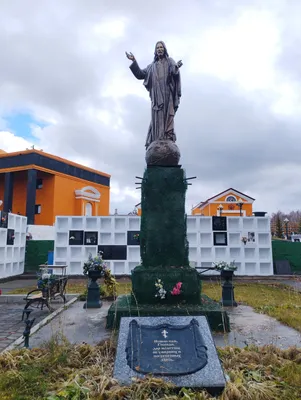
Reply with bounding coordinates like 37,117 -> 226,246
23,265 -> 68,312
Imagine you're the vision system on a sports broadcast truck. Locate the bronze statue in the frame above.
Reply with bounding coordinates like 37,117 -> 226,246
126,41 -> 182,149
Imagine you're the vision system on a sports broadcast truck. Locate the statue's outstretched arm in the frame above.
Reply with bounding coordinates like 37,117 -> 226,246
126,51 -> 147,80
125,51 -> 135,62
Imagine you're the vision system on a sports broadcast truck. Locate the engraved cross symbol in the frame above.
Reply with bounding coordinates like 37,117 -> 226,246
161,329 -> 168,338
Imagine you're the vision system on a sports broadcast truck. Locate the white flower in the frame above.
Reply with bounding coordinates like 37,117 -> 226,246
155,279 -> 167,299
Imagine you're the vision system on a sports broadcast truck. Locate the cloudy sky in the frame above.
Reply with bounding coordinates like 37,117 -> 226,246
0,0 -> 300,216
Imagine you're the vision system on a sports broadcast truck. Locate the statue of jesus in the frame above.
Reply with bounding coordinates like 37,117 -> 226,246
126,41 -> 182,149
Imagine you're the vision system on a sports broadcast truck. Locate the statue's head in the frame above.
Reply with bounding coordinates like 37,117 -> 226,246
154,41 -> 169,60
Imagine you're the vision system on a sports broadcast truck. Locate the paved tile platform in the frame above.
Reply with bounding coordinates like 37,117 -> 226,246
0,301 -> 65,351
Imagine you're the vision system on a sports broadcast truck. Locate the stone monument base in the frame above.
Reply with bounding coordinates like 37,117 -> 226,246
131,265 -> 201,304
106,294 -> 230,332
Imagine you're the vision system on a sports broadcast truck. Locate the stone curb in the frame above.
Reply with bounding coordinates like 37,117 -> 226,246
2,296 -> 78,353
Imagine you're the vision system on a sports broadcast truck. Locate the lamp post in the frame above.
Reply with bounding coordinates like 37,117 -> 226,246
284,218 -> 289,240
236,198 -> 244,216
217,204 -> 223,216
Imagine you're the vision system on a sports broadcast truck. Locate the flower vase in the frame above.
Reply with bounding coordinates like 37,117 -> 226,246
84,270 -> 103,309
221,270 -> 234,282
220,270 -> 237,307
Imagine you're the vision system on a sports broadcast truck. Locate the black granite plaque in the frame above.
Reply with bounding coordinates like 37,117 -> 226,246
7,229 -> 15,245
84,231 -> 98,245
125,318 -> 208,376
127,230 -> 140,246
274,260 -> 292,275
69,230 -> 84,245
98,245 -> 127,260
212,216 -> 227,231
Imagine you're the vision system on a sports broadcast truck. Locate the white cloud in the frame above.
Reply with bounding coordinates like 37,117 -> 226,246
0,131 -> 34,152
0,0 -> 301,215
191,10 -> 281,90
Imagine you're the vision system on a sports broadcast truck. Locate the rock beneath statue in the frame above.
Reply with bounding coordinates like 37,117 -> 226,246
145,140 -> 181,166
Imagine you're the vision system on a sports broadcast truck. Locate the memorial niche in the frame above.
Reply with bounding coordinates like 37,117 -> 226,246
84,231 -> 98,245
7,229 -> 15,245
125,318 -> 208,376
212,216 -> 227,231
98,245 -> 127,260
127,230 -> 140,246
0,211 -> 8,228
69,230 -> 84,246
213,232 -> 227,246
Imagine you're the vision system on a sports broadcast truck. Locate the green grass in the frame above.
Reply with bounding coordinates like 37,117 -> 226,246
7,280 -> 301,332
0,335 -> 300,399
202,282 -> 301,333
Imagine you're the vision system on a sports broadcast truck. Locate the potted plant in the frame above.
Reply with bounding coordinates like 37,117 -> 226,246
83,252 -> 117,308
83,252 -> 108,279
213,261 -> 238,307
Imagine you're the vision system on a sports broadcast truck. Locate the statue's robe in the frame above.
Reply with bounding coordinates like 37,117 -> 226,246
130,57 -> 181,148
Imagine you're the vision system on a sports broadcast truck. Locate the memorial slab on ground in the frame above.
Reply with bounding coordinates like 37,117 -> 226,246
114,316 -> 226,395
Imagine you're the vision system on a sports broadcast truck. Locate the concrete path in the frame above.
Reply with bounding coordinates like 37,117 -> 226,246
24,300 -> 301,350
215,305 -> 301,348
26,300 -> 111,348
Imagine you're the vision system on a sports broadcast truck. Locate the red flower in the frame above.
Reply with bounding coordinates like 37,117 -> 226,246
171,282 -> 182,296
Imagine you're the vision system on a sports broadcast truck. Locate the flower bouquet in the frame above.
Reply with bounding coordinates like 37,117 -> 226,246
212,260 -> 237,272
154,279 -> 183,301
241,236 -> 248,245
83,252 -> 117,297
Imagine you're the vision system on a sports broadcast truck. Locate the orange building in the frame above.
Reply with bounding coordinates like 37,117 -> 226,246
0,149 -> 110,225
191,188 -> 254,217
134,202 -> 142,216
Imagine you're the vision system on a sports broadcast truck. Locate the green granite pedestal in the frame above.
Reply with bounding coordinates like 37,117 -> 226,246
106,165 -> 229,332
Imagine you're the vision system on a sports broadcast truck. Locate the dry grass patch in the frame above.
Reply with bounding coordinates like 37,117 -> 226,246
0,335 -> 300,399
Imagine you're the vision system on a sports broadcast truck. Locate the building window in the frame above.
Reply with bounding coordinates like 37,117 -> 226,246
85,202 -> 92,216
226,195 -> 236,202
35,204 -> 41,214
36,179 -> 43,189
